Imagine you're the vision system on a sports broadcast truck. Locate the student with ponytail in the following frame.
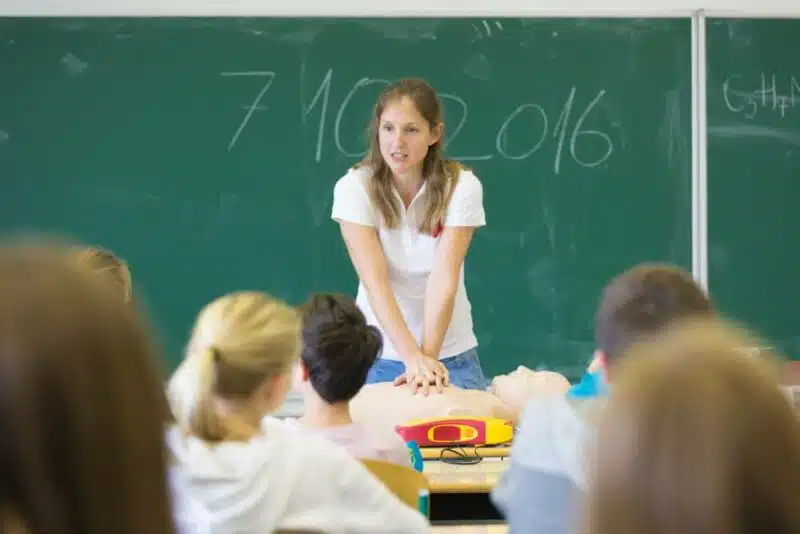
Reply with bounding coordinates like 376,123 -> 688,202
291,293 -> 411,466
166,291 -> 429,534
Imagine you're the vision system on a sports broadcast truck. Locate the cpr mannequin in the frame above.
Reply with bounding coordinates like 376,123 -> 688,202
349,366 -> 570,444
489,366 -> 571,420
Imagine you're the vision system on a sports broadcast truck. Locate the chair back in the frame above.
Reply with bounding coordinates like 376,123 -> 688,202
360,458 -> 430,513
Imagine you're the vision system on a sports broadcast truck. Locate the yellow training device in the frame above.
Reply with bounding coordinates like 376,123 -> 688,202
395,416 -> 514,447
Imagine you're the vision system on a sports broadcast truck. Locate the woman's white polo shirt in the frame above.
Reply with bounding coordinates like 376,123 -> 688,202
331,166 -> 485,361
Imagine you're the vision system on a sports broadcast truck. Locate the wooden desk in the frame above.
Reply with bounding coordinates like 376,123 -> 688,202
424,457 -> 509,493
432,525 -> 508,533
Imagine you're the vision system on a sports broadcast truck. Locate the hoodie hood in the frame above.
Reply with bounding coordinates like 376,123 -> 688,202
167,417 -> 298,534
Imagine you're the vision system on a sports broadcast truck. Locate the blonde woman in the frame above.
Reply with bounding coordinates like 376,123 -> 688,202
587,318 -> 800,534
332,78 -> 487,395
166,292 -> 429,534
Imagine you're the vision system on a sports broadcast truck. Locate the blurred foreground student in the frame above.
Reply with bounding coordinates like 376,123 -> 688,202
70,244 -> 175,422
492,263 -> 715,534
587,318 -> 800,534
166,291 -> 429,534
0,244 -> 176,534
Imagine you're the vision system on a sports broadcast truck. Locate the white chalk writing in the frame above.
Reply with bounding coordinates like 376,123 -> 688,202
333,77 -> 389,158
223,67 -> 615,171
496,103 -> 548,160
722,73 -> 800,120
220,71 -> 276,151
441,92 -> 493,160
495,88 -> 612,173
567,89 -> 614,171
302,67 -> 333,163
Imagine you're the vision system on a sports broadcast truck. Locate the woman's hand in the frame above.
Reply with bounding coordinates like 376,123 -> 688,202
393,353 -> 449,396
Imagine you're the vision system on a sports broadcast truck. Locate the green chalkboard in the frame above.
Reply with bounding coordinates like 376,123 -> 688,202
0,17 -> 692,379
707,18 -> 799,360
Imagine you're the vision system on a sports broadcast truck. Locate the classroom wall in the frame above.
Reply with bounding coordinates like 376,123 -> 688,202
2,0 -> 800,16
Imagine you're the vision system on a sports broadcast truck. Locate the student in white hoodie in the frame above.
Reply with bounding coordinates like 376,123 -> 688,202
166,291 -> 430,534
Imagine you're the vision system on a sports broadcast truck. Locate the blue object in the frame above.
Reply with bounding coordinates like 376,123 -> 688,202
417,489 -> 430,516
567,369 -> 609,399
406,440 -> 424,472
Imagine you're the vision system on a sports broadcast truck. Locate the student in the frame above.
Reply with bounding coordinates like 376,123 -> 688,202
587,318 -> 800,534
166,291 -> 430,534
70,244 -> 175,423
332,78 -> 487,394
0,244 -> 176,534
290,293 -> 411,466
70,245 -> 133,303
491,263 -> 715,534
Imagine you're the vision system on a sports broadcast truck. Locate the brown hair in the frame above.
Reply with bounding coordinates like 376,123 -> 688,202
586,318 -> 800,534
71,246 -> 133,303
594,263 -> 714,364
356,78 -> 462,234
168,292 -> 301,443
0,244 -> 176,534
299,293 -> 382,404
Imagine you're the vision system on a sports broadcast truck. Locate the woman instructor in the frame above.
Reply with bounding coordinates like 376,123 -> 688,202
331,78 -> 488,395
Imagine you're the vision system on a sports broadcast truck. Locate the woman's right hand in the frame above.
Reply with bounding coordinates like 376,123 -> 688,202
393,352 -> 449,395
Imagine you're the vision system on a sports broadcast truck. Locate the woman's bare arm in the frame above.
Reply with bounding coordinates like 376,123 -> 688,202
338,221 -> 421,362
421,226 -> 475,361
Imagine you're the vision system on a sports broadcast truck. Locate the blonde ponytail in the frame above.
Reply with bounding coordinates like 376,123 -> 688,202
167,347 -> 218,440
167,292 -> 301,443
185,347 -> 229,442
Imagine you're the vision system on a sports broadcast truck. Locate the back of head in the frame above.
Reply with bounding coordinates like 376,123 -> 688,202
70,246 -> 133,304
0,243 -> 175,534
69,245 -> 173,422
588,318 -> 800,534
594,263 -> 714,365
299,293 -> 382,404
168,291 -> 301,442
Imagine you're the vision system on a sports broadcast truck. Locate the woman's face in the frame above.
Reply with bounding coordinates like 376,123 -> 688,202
378,96 -> 441,178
